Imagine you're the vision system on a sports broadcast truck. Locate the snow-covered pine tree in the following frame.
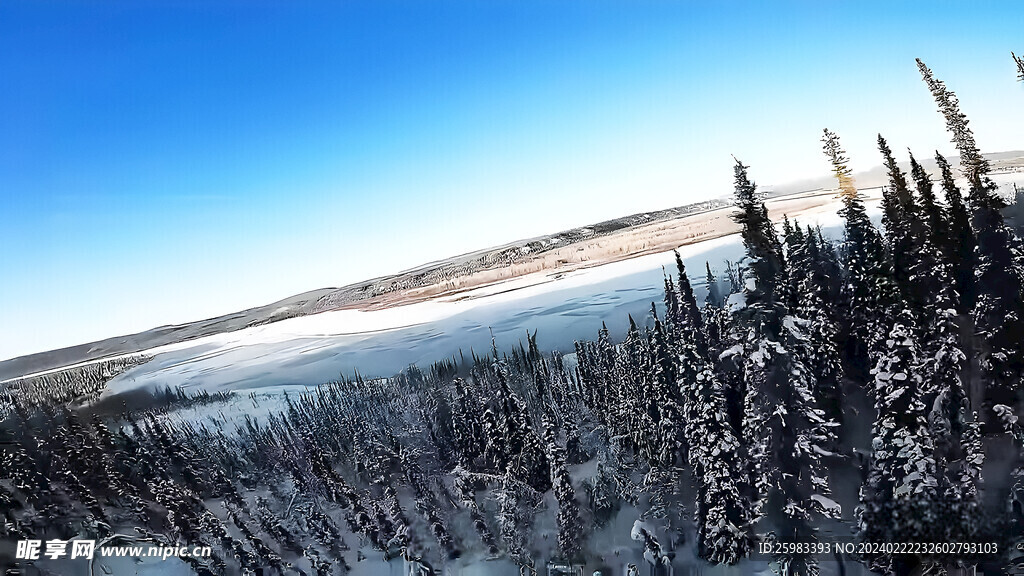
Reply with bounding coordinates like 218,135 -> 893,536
449,377 -> 485,467
730,158 -> 838,575
796,229 -> 845,429
781,215 -> 808,314
577,324 -> 621,434
675,259 -> 753,565
701,262 -> 731,363
584,449 -> 621,527
731,159 -> 785,298
595,323 -> 623,434
919,281 -> 969,440
663,272 -> 680,342
481,406 -> 506,470
574,343 -> 601,420
912,241 -> 985,569
778,218 -> 845,432
495,469 -> 534,571
822,129 -> 898,376
671,250 -> 707,355
877,135 -> 924,301
619,315 -> 654,458
899,171 -> 951,333
916,59 -> 989,183
994,404 -> 1024,566
542,410 -> 585,562
905,156 -> 971,443
857,312 -> 940,574
1015,51 -> 1024,82
706,261 -> 747,436
649,315 -> 685,468
908,151 -> 946,260
949,414 -> 984,541
724,260 -> 744,295
705,261 -> 724,308
486,363 -> 552,492
812,226 -> 844,313
877,137 -> 950,332
969,191 -> 1024,421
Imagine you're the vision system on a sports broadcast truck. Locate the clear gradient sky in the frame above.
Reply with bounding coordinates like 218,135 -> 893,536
1,1 -> 1022,360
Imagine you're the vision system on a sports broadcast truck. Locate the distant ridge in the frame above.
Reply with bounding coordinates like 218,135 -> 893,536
764,150 -> 1024,197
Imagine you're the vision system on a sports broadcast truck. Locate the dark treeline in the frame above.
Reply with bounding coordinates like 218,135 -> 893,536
2,60 -> 1024,576
0,355 -> 150,409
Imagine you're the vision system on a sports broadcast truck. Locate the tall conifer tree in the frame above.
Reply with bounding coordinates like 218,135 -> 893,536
731,159 -> 838,576
908,151 -> 946,256
672,259 -> 753,565
705,261 -> 724,308
877,135 -> 927,307
916,59 -> 989,182
822,129 -> 897,374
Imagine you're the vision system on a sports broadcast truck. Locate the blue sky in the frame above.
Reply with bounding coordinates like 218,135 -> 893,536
1,1 -> 1022,359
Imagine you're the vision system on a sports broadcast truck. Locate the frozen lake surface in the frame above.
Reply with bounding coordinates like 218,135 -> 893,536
103,234 -> 756,394
106,235 -> 745,394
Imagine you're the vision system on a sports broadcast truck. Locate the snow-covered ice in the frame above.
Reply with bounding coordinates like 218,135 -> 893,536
103,235 -> 751,395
